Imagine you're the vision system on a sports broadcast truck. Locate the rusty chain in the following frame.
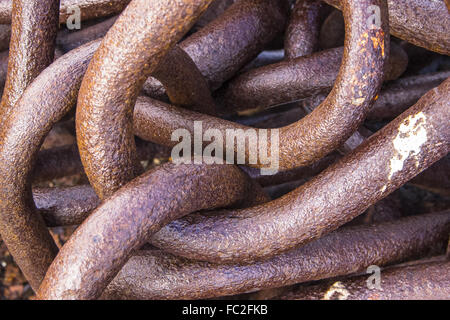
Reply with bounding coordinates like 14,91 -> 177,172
0,0 -> 448,300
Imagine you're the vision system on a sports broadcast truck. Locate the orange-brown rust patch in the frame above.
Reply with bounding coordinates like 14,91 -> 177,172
371,30 -> 385,58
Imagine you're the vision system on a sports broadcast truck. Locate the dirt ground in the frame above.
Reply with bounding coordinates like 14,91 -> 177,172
0,227 -> 74,300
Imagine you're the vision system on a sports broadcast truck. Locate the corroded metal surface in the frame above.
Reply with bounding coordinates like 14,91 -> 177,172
141,0 -> 290,100
0,49 -> 7,91
152,45 -> 218,115
35,185 -> 100,227
149,79 -> 450,263
219,43 -> 407,112
37,163 -> 267,300
135,0 -> 391,171
0,48 -> 64,96
410,155 -> 450,196
320,9 -> 345,49
76,0 -> 214,199
285,0 -> 330,59
0,0 -> 448,301
194,0 -> 235,31
101,212 -> 450,299
325,0 -> 450,55
0,0 -> 130,24
277,258 -> 450,300
33,139 -> 170,183
0,0 -> 60,291
0,40 -> 99,291
0,24 -> 10,51
56,15 -> 117,52
291,70 -> 450,121
0,0 -> 59,125
179,0 -> 290,90
368,71 -> 450,120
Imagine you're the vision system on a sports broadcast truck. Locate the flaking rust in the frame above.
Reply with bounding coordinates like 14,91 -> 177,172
0,0 -> 448,300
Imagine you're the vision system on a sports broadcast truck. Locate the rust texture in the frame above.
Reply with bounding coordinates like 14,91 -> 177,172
219,43 -> 407,113
193,0 -> 235,31
76,0 -> 215,200
134,0 -> 391,171
0,0 -> 130,25
0,0 -> 61,291
0,40 -> 99,291
101,212 -> 450,299
152,45 -> 218,115
0,49 -> 7,91
32,139 -> 170,183
33,144 -> 86,183
0,0 -> 449,301
178,0 -> 290,91
141,0 -> 290,100
239,49 -> 285,73
247,104 -> 447,191
40,0 -> 289,114
56,15 -> 117,52
284,0 -> 330,59
288,70 -> 450,122
0,24 -> 10,51
34,185 -> 100,227
1,15 -> 117,53
368,71 -> 450,120
447,239 -> 450,260
278,258 -> 450,300
1,46 -> 71,96
37,163 -> 267,300
324,0 -> 450,55
0,0 -> 59,125
148,78 -> 450,263
410,155 -> 450,196
240,153 -> 340,187
320,9 -> 345,49
35,167 -> 268,229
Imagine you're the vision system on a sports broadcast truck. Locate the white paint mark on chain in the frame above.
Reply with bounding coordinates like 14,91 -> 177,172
322,281 -> 350,300
380,112 -> 428,193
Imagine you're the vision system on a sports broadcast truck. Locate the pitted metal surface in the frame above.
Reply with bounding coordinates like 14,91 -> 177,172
148,79 -> 450,263
277,258 -> 450,300
135,0 -> 392,171
285,0 -> 330,59
76,0 -> 215,199
37,163 -> 267,300
0,0 -> 131,25
0,0 -> 59,125
0,0 -> 448,300
324,0 -> 450,55
101,212 -> 450,299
